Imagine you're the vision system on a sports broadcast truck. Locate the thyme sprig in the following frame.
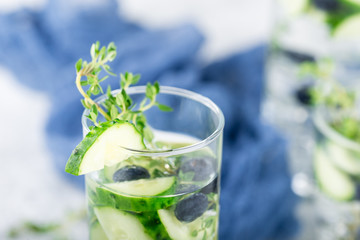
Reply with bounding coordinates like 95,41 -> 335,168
75,41 -> 172,143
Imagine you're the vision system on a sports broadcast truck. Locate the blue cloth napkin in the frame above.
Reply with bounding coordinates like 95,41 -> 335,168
0,0 -> 298,239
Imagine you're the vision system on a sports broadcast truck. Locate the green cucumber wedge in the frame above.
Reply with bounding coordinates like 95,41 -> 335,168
314,146 -> 356,201
158,209 -> 195,240
94,207 -> 152,240
158,209 -> 214,240
325,141 -> 360,175
96,177 -> 179,212
90,221 -> 108,240
104,176 -> 176,195
136,211 -> 171,240
333,13 -> 360,40
65,120 -> 145,175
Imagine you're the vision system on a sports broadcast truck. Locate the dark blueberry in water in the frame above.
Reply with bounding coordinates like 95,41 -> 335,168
175,184 -> 199,194
282,49 -> 315,63
200,177 -> 218,194
313,0 -> 339,11
180,157 -> 214,181
112,165 -> 150,182
175,193 -> 208,222
295,85 -> 313,106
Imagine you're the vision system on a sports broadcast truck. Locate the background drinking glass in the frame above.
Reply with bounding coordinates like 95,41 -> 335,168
264,0 -> 360,190
263,1 -> 360,239
312,107 -> 360,240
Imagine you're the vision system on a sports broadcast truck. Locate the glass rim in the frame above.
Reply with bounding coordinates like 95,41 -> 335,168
313,107 -> 360,151
82,85 -> 225,157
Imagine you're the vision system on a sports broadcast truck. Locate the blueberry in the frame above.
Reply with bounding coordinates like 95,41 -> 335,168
175,193 -> 208,222
180,158 -> 215,181
282,49 -> 315,63
112,165 -> 150,182
295,85 -> 313,106
313,0 -> 339,11
200,177 -> 218,194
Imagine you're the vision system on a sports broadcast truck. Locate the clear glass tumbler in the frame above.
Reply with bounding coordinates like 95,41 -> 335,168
82,86 -> 224,240
264,0 -> 360,195
312,107 -> 360,240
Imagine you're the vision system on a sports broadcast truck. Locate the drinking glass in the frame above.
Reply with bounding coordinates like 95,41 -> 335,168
82,86 -> 224,240
311,107 -> 360,240
264,0 -> 360,192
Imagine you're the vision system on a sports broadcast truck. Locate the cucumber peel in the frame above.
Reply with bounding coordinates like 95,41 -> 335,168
325,141 -> 360,175
104,176 -> 176,196
314,146 -> 356,201
136,211 -> 171,240
158,209 -> 211,240
65,120 -> 145,176
333,13 -> 360,40
96,177 -> 179,212
94,207 -> 152,240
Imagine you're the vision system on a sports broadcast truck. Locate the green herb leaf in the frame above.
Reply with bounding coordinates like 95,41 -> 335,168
90,43 -> 96,59
103,65 -> 116,76
110,105 -> 119,119
75,59 -> 82,72
95,41 -> 100,52
132,74 -> 141,84
91,104 -> 98,116
80,99 -> 90,109
80,80 -> 88,86
191,230 -> 198,237
156,102 -> 173,112
143,126 -> 154,143
75,41 -> 173,146
99,46 -> 106,61
154,81 -> 160,94
116,94 -> 124,108
204,218 -> 214,228
146,82 -> 153,99
202,230 -> 207,240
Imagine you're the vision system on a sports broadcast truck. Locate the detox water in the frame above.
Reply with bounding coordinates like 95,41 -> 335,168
85,131 -> 220,240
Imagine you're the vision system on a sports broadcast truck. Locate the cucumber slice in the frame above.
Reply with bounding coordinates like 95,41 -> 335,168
333,13 -> 360,40
314,146 -> 356,201
65,120 -> 145,176
158,209 -> 214,240
136,211 -> 171,240
94,207 -> 152,240
325,141 -> 360,175
158,209 -> 195,240
96,177 -> 179,212
104,176 -> 176,196
90,221 -> 108,240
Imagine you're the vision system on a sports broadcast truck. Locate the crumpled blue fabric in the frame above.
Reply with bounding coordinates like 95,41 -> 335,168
0,0 -> 298,239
